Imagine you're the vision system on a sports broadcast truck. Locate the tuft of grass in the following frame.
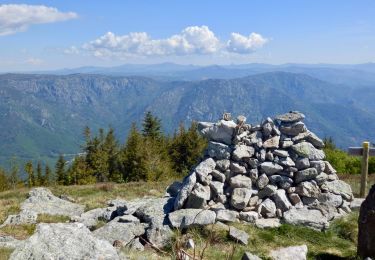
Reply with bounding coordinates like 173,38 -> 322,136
90,219 -> 107,231
168,213 -> 359,260
0,224 -> 36,240
0,248 -> 14,260
37,214 -> 70,224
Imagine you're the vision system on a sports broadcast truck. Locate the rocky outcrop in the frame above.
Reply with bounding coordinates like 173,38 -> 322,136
10,223 -> 119,260
172,112 -> 354,230
269,244 -> 308,260
358,184 -> 375,258
21,188 -> 85,217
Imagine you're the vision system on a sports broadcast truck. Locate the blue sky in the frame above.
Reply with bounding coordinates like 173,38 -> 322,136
0,0 -> 374,71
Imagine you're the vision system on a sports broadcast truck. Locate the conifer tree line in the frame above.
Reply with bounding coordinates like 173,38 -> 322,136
0,111 -> 207,191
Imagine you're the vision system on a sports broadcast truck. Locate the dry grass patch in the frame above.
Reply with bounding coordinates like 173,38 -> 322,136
0,224 -> 35,240
37,214 -> 70,224
0,248 -> 13,260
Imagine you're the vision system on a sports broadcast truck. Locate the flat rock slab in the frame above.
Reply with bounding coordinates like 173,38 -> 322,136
21,188 -> 84,217
255,218 -> 281,229
283,207 -> 329,231
275,111 -> 305,123
93,218 -> 146,245
168,209 -> 216,229
10,223 -> 119,260
269,245 -> 308,260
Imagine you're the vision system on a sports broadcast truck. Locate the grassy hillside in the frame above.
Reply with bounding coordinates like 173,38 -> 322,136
0,175 -> 374,260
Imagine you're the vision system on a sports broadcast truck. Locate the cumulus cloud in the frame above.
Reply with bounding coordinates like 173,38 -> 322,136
0,4 -> 78,36
226,32 -> 268,53
83,26 -> 221,58
80,26 -> 267,58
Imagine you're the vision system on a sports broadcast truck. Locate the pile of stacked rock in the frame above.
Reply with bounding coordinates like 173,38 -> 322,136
172,111 -> 354,230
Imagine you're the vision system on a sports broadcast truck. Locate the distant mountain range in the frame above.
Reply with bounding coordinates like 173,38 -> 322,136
33,62 -> 375,86
1,67 -> 375,166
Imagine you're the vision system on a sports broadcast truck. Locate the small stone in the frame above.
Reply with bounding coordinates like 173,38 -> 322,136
185,238 -> 195,249
258,198 -> 277,218
295,168 -> 318,183
295,158 -> 310,170
262,122 -> 273,137
216,210 -> 239,222
248,168 -> 259,182
257,174 -> 269,189
239,211 -> 259,223
211,170 -> 226,182
229,175 -> 252,188
272,189 -> 292,212
295,181 -> 320,198
195,158 -> 216,183
174,172 -> 197,210
279,157 -> 295,167
273,149 -> 289,157
229,226 -> 249,245
210,181 -> 224,196
231,188 -> 252,210
310,161 -> 326,172
260,162 -> 283,175
324,161 -> 337,174
230,162 -> 247,174
269,245 -> 308,260
266,151 -> 274,161
306,132 -> 325,148
200,120 -> 237,145
216,159 -> 231,171
258,185 -> 278,199
232,145 -> 255,161
263,136 -> 280,149
288,193 -> 302,206
281,140 -> 294,148
255,218 -> 281,229
185,183 -> 211,209
248,196 -> 260,207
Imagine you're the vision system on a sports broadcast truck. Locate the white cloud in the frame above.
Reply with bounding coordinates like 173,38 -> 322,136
0,4 -> 78,36
227,32 -> 268,53
78,26 -> 268,59
82,26 -> 222,58
25,58 -> 43,65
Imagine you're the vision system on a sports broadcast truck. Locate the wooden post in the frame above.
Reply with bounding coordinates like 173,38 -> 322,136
360,141 -> 370,198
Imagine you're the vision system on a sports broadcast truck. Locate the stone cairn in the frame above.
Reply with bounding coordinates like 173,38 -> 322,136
172,111 -> 354,230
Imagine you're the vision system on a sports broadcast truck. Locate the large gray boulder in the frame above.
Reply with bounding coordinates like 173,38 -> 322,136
260,162 -> 283,175
232,145 -> 255,161
21,188 -> 84,217
174,172 -> 197,210
283,207 -> 329,230
269,245 -> 308,260
294,168 -> 318,184
168,209 -> 216,229
10,223 -> 119,260
200,120 -> 237,145
231,188 -> 252,210
71,206 -> 119,228
229,175 -> 252,188
291,142 -> 325,160
321,180 -> 353,200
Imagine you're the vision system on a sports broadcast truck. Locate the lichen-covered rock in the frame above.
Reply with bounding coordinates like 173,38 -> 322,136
21,188 -> 84,217
321,180 -> 353,200
291,142 -> 325,160
168,209 -> 216,228
283,207 -> 329,230
10,223 -> 119,260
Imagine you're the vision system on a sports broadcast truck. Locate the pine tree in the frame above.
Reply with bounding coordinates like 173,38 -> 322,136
121,123 -> 145,181
55,155 -> 67,185
8,156 -> 19,189
24,161 -> 35,187
103,127 -> 121,182
44,165 -> 51,186
169,122 -> 207,174
142,111 -> 162,140
36,161 -> 43,186
0,168 -> 8,192
67,156 -> 96,185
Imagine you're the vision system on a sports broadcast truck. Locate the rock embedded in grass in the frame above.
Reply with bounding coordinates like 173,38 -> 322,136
229,226 -> 249,245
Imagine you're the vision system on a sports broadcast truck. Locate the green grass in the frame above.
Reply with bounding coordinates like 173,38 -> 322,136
173,213 -> 359,260
0,177 -> 366,259
0,248 -> 13,260
37,214 -> 70,224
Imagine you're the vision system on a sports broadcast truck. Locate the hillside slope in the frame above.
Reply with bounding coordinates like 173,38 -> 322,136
0,72 -> 374,165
